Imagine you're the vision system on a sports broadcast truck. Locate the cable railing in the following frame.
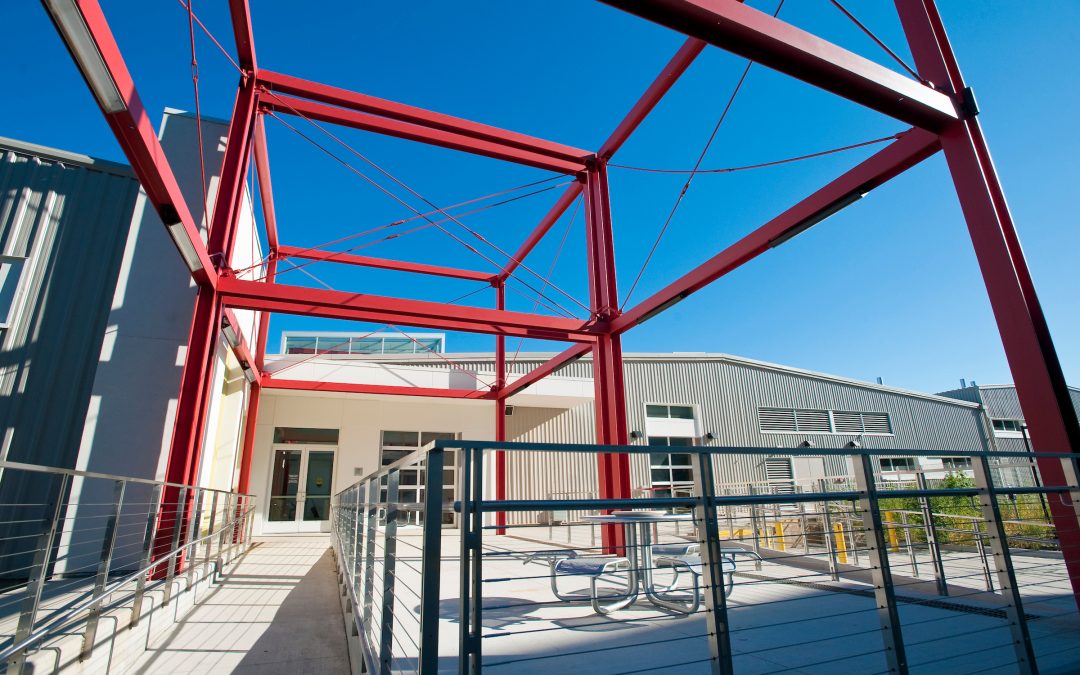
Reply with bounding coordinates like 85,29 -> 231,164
330,441 -> 1080,675
0,459 -> 255,673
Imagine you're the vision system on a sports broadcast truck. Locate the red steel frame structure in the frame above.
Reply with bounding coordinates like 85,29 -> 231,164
45,0 -> 1080,600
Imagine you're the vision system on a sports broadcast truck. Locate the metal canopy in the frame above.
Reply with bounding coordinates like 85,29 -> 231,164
42,0 -> 1080,604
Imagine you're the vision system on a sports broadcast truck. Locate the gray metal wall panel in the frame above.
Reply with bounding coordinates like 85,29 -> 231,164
0,141 -> 139,577
977,387 -> 1026,420
490,356 -> 991,524
0,142 -> 138,467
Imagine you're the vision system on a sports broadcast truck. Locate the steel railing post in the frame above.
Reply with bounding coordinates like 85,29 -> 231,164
185,488 -> 203,590
203,491 -> 219,579
901,511 -> 919,577
418,446 -> 445,675
81,479 -> 126,660
379,469 -> 400,675
694,453 -> 732,675
216,492 -> 234,574
747,484 -> 762,571
971,517 -> 994,592
8,473 -> 70,674
362,476 -> 378,649
351,486 -> 363,592
131,484 -> 163,627
971,455 -> 1037,674
458,446 -> 483,675
820,479 -> 839,582
163,486 -> 188,607
853,454 -> 908,674
916,473 -> 949,595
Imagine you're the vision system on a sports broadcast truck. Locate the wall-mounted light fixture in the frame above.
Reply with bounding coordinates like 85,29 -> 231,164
43,0 -> 128,114
166,223 -> 206,275
221,315 -> 241,350
799,440 -> 815,448
630,430 -> 643,440
845,440 -> 861,449
704,432 -> 716,441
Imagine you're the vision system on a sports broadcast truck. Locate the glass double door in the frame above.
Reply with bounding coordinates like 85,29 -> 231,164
266,445 -> 336,533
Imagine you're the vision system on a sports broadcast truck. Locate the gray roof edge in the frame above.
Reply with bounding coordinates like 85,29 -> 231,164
279,350 -> 983,410
0,136 -> 134,178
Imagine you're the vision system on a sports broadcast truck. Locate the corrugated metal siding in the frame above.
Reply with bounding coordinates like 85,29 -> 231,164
977,387 -> 1026,420
0,142 -> 137,466
0,140 -> 138,576
490,356 -> 990,524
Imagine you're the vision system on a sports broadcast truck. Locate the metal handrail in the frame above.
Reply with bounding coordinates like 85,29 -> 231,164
0,503 -> 254,662
329,440 -> 1080,675
0,460 -> 256,671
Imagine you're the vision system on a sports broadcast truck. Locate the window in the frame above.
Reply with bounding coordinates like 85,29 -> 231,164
940,457 -> 972,471
758,407 -> 892,435
647,437 -> 695,501
992,419 -> 1024,433
282,334 -> 444,355
272,427 -> 339,445
646,404 -> 694,419
880,457 -> 918,472
379,430 -> 458,525
0,255 -> 27,328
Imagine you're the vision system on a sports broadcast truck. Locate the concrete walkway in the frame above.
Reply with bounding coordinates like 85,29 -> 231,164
126,535 -> 348,674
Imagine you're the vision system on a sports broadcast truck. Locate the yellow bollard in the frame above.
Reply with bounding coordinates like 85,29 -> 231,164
884,512 -> 900,552
833,522 -> 848,564
774,522 -> 786,551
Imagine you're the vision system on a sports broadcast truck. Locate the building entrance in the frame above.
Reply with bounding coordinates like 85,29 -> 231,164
265,445 -> 336,533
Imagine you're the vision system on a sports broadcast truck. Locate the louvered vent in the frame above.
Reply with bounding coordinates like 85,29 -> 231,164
759,408 -> 797,432
832,411 -> 864,434
861,412 -> 892,434
795,409 -> 831,433
764,458 -> 796,495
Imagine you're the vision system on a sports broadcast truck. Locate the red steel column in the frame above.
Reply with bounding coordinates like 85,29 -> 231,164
897,0 -> 1080,607
584,162 -> 631,553
236,257 -> 275,496
154,290 -> 222,572
495,282 -> 508,534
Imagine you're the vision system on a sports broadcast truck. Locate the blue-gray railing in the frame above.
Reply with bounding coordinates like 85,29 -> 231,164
330,441 -> 1080,675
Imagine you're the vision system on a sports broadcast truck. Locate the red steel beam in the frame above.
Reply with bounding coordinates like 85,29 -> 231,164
262,378 -> 495,400
598,0 -> 958,131
44,0 -> 216,286
897,0 -> 1080,609
252,114 -> 279,252
612,128 -> 941,332
278,245 -> 494,283
497,343 -> 593,400
222,307 -> 261,380
217,277 -> 599,343
208,81 -> 259,265
258,70 -> 590,163
227,0 -> 257,71
260,94 -> 587,175
599,37 -> 707,159
496,182 -> 584,282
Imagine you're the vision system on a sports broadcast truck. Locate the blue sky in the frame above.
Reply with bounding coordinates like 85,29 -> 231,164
3,1 -> 1077,394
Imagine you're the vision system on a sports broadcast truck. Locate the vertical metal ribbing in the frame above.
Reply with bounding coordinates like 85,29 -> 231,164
203,492 -> 219,578
185,489 -> 204,590
853,454 -> 908,675
916,473 -> 949,595
8,473 -> 70,674
971,455 -> 1037,675
81,480 -> 126,660
747,484 -> 762,570
131,484 -> 163,627
163,487 -> 188,607
693,453 -> 731,675
379,469 -> 400,675
419,447 -> 445,675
